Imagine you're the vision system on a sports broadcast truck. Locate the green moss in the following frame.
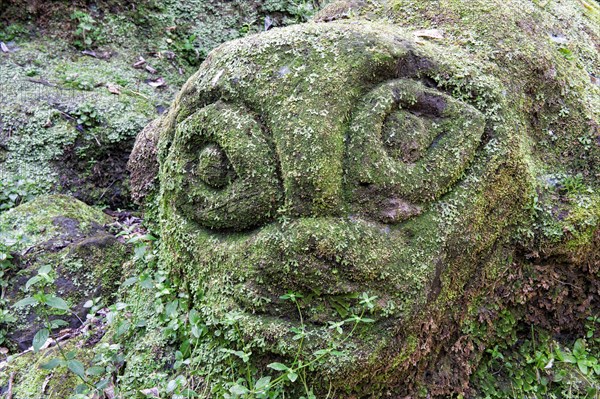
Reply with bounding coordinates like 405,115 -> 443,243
0,339 -> 93,399
0,194 -> 109,249
1,1 -> 322,209
0,195 -> 127,353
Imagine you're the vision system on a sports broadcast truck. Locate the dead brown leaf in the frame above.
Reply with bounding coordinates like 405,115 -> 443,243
107,83 -> 121,95
147,77 -> 166,88
133,57 -> 146,68
413,29 -> 444,40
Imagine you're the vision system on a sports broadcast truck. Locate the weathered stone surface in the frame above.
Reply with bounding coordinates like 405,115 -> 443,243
128,0 -> 599,396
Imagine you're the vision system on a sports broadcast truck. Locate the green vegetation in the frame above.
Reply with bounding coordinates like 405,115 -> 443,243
70,11 -> 103,50
0,175 -> 39,212
474,316 -> 600,398
0,239 -> 17,347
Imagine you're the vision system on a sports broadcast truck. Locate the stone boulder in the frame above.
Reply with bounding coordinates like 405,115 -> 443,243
128,0 -> 599,396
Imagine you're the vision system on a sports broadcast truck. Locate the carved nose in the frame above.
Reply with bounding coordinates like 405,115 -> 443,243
271,102 -> 346,218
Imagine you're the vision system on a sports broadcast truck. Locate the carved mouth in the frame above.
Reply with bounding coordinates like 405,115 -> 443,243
221,217 -> 425,327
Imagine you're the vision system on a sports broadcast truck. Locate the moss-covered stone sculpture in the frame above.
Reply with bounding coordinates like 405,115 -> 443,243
129,0 -> 599,396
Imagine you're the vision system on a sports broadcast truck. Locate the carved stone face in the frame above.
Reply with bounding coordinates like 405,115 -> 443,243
146,16 -> 597,392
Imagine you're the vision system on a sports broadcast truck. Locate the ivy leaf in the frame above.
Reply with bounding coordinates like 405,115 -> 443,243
32,328 -> 49,352
46,296 -> 69,311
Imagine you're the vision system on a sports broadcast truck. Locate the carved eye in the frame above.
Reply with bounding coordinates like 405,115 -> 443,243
382,109 -> 436,164
347,79 -> 485,222
194,143 -> 235,189
165,101 -> 282,230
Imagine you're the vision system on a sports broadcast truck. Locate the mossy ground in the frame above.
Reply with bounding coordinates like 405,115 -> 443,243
0,339 -> 94,399
0,195 -> 129,352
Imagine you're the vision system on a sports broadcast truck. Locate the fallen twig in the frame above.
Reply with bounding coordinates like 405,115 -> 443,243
7,371 -> 15,399
25,78 -> 57,88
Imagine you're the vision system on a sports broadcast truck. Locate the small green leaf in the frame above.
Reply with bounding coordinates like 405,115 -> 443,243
13,297 -> 38,308
33,328 -> 49,352
86,365 -> 105,376
255,376 -> 271,390
38,265 -> 52,275
41,358 -> 63,370
25,275 -> 43,290
165,300 -> 179,316
229,384 -> 249,395
46,296 -> 69,311
578,359 -> 589,375
573,339 -> 586,357
287,371 -> 298,382
115,320 -> 131,337
181,389 -> 198,397
95,378 -> 110,390
166,379 -> 178,393
189,309 -> 201,325
558,47 -> 574,60
122,276 -> 138,287
556,348 -> 576,363
50,319 -> 69,329
268,362 -> 289,371
74,383 -> 88,394
67,360 -> 86,378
